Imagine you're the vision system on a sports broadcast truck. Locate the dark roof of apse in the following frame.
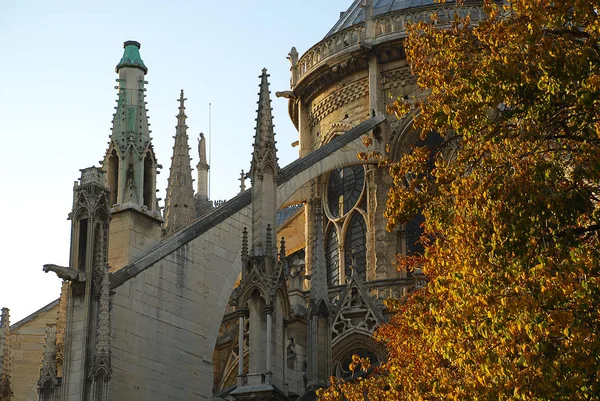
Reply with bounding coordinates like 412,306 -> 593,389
325,0 -> 454,38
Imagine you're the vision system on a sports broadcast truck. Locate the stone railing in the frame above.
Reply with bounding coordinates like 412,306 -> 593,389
294,4 -> 485,86
328,276 -> 424,311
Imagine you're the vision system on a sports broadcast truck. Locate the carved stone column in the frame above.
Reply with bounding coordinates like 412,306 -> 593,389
237,310 -> 247,386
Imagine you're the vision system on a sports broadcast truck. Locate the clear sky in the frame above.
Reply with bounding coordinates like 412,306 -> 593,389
0,0 -> 352,322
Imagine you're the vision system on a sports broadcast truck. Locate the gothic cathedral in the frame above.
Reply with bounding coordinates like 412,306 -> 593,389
0,1 -> 487,400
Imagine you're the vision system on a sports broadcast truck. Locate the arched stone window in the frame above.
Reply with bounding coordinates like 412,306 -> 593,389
326,225 -> 340,285
332,348 -> 379,380
39,381 -> 53,401
324,165 -> 367,284
327,165 -> 364,218
344,212 -> 367,279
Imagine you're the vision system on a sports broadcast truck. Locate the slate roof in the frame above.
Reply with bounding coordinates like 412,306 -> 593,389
325,0 -> 455,38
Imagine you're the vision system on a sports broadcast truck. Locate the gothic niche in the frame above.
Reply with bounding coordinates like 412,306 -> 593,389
324,165 -> 367,285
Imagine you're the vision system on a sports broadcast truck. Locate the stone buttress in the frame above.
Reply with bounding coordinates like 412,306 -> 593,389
0,308 -> 11,401
231,69 -> 289,401
42,167 -> 112,401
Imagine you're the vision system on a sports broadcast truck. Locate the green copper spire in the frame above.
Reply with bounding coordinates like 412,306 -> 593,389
116,40 -> 148,74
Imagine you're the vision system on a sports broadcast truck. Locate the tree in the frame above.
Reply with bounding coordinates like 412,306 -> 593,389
318,0 -> 600,399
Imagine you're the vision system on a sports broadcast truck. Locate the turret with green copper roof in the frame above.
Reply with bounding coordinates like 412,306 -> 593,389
102,40 -> 160,220
116,40 -> 148,74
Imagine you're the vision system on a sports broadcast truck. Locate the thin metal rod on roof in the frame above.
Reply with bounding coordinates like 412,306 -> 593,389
208,102 -> 212,200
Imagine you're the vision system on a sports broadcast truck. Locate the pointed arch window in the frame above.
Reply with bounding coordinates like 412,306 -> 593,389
324,164 -> 368,284
344,212 -> 367,280
326,224 -> 340,286
327,165 -> 364,218
94,369 -> 107,401
39,381 -> 53,401
333,348 -> 380,380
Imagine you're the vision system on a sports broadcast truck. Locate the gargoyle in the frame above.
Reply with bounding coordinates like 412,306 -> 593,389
43,264 -> 87,283
275,91 -> 296,99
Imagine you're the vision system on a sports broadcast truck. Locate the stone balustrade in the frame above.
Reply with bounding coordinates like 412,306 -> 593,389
294,4 -> 485,86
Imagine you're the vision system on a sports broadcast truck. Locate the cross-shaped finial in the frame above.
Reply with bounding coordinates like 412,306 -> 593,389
178,89 -> 187,111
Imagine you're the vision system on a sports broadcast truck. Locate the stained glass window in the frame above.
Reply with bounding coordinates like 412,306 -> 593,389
326,224 -> 340,285
334,349 -> 379,380
327,165 -> 364,218
344,213 -> 367,280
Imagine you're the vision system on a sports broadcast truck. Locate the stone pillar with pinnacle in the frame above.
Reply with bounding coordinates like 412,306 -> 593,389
195,131 -> 214,218
43,167 -> 111,401
164,90 -> 197,236
231,69 -> 288,401
306,202 -> 332,390
196,132 -> 209,201
102,41 -> 162,271
0,308 -> 11,401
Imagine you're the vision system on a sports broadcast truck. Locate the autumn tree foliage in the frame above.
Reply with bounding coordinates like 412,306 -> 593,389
318,0 -> 600,399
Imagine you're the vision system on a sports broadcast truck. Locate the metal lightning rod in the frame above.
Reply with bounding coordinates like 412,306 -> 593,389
208,102 -> 212,200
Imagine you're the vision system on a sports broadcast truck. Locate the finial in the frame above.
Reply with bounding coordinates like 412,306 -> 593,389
178,89 -> 186,109
239,170 -> 246,193
279,237 -> 286,261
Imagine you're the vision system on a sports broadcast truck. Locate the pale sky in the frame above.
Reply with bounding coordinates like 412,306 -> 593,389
0,0 -> 352,323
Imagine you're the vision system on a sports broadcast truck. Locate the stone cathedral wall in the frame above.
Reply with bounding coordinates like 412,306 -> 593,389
109,206 -> 251,400
9,303 -> 58,401
299,54 -> 418,280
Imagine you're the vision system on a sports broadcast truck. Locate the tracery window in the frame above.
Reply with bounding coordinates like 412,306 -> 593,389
344,212 -> 367,279
332,348 -> 379,380
324,165 -> 367,285
327,165 -> 364,218
326,226 -> 340,285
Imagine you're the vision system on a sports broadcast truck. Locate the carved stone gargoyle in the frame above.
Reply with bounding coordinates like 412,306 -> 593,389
43,264 -> 87,283
43,264 -> 87,296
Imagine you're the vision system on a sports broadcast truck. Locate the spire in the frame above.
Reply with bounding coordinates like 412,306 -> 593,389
310,202 -> 329,307
56,282 -> 68,377
0,308 -> 11,401
250,68 -> 279,181
306,201 -> 332,389
103,41 -> 159,215
250,69 -> 279,252
164,90 -> 196,236
91,266 -> 111,380
38,324 -> 57,389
